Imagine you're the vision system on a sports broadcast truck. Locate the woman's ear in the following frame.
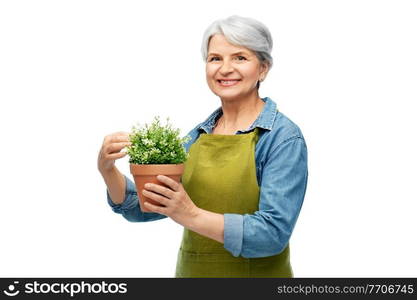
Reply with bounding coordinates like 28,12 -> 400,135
259,62 -> 270,82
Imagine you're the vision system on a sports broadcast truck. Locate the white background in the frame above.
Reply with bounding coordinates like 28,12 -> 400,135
1,0 -> 416,277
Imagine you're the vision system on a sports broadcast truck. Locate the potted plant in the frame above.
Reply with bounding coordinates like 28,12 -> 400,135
126,116 -> 190,212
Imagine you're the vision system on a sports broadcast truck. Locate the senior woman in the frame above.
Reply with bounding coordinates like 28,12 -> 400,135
98,15 -> 308,278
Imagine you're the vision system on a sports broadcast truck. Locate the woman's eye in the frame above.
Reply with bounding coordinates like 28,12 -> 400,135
208,56 -> 246,62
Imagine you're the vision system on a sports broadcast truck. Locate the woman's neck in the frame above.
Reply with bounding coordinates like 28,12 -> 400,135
215,94 -> 265,134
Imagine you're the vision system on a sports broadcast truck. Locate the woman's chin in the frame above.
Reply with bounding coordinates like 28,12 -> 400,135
215,90 -> 244,100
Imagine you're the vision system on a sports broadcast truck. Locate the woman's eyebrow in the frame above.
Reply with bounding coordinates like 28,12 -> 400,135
208,51 -> 250,56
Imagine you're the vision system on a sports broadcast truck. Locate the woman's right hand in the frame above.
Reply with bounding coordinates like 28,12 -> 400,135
97,131 -> 132,173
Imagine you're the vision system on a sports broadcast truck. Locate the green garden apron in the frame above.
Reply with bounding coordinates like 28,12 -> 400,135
175,126 -> 293,278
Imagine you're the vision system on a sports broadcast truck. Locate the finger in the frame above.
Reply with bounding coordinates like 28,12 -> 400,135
110,133 -> 131,143
104,132 -> 129,143
142,190 -> 170,206
156,175 -> 180,192
107,152 -> 128,160
144,183 -> 174,198
144,201 -> 167,215
107,142 -> 132,154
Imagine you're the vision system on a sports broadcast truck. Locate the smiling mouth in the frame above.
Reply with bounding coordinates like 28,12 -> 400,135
217,79 -> 241,87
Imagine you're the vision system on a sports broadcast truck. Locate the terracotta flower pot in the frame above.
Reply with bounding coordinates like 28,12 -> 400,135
130,163 -> 185,213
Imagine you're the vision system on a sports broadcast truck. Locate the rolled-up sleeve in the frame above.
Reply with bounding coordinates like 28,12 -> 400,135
107,175 -> 167,222
224,137 -> 308,258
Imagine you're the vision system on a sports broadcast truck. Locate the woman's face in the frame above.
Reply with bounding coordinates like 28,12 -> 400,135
206,34 -> 268,101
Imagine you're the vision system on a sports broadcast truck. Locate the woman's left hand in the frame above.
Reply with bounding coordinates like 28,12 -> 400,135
142,175 -> 200,226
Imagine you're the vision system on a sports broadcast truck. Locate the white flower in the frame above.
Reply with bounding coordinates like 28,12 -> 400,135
142,138 -> 156,147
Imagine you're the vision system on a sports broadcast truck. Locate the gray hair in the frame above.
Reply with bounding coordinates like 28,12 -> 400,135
201,15 -> 273,69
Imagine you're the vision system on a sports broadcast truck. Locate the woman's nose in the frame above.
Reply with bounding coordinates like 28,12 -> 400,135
219,60 -> 234,74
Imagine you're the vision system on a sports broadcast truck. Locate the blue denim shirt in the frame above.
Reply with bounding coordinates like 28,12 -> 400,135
107,96 -> 308,258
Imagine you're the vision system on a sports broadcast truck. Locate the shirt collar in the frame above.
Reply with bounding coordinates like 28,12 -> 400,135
197,97 -> 278,134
